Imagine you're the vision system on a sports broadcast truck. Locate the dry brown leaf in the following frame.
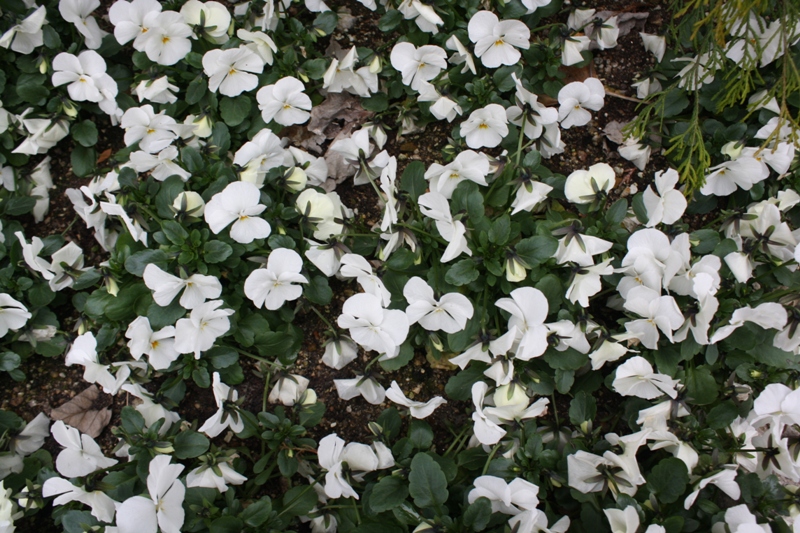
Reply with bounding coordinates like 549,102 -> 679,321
596,11 -> 649,37
604,120 -> 628,144
50,385 -> 112,438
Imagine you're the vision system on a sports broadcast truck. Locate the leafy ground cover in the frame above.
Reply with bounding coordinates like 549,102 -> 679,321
0,0 -> 799,532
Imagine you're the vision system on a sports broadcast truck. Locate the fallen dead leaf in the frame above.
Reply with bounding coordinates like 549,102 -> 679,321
50,385 -> 112,438
604,120 -> 628,144
97,148 -> 112,164
596,11 -> 649,37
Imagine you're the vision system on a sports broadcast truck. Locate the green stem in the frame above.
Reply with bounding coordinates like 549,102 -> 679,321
482,442 -> 502,475
309,305 -> 335,329
363,353 -> 383,373
231,346 -> 282,368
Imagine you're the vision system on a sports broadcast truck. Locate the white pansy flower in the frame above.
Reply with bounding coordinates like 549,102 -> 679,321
0,294 -> 31,339
403,276 -> 474,334
108,0 -> 162,46
237,29 -> 277,64
174,300 -> 235,359
613,356 -> 679,399
0,5 -> 46,54
134,77 -> 179,104
198,373 -> 244,437
181,0 -> 231,43
558,78 -> 605,129
59,0 -> 107,49
564,162 -> 615,204
204,181 -> 271,243
51,420 -> 117,478
424,150 -> 489,199
334,375 -> 386,405
390,42 -> 447,91
385,381 -> 446,419
642,168 -> 687,226
468,11 -> 530,68
116,455 -> 185,533
140,11 -> 193,66
640,32 -> 666,62
337,293 -> 409,358
257,76 -> 312,126
460,104 -> 508,149
203,46 -> 264,97
244,248 -> 308,310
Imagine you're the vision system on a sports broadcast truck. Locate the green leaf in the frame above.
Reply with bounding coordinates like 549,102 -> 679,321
632,193 -> 648,225
207,347 -> 239,369
193,367 -> 211,388
125,249 -> 169,276
220,95 -> 252,127
62,511 -> 99,533
369,476 -> 408,513
463,497 -> 492,531
534,274 -> 562,311
401,161 -> 427,203
72,120 -> 98,147
0,352 -> 20,372
606,198 -> 628,225
71,146 -> 96,177
72,268 -> 103,290
409,420 -> 433,450
161,220 -> 189,245
241,498 -> 273,527
380,341 -> 414,372
209,516 -> 244,533
515,235 -> 557,266
445,259 -> 479,286
304,275 -> 333,305
362,93 -> 388,112
203,241 -> 233,264
313,11 -> 338,35
445,366 -> 484,401
544,348 -> 587,371
3,197 -> 36,216
281,485 -> 317,517
378,9 -> 404,31
181,146 -> 204,174
647,457 -> 689,504
707,401 -> 740,430
302,58 -> 328,80
662,88 -> 690,118
42,25 -> 62,48
522,150 -> 541,169
147,299 -> 185,329
186,77 -> 207,105
488,215 -> 511,245
569,390 -> 596,425
685,365 -> 718,405
493,65 -> 518,92
408,453 -> 448,510
554,369 -> 574,394
174,430 -> 210,459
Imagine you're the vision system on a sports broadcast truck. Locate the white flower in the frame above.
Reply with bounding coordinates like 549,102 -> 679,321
622,286 -> 684,349
234,128 -> 290,186
108,0 -> 162,46
468,476 -> 539,515
709,302 -> 788,344
198,373 -> 244,437
339,254 -> 391,305
134,77 -> 179,104
116,455 -> 185,533
43,477 -> 117,523
51,420 -> 117,478
296,189 -> 346,240
317,434 -> 380,500
588,15 -> 619,50
257,76 -> 312,126
100,200 -> 148,245
0,294 -> 31,339
506,74 -> 559,141
385,381 -> 446,419
59,0 -> 107,49
125,316 -> 180,371
604,506 -> 639,533
468,11 -> 530,68
337,293 -> 409,358
618,138 -> 651,170
398,0 -> 443,34
269,374 -> 310,406
52,51 -> 118,115
642,168 -> 686,226
65,332 -> 130,394
521,0 -> 551,14
237,29 -> 277,64
632,76 -> 662,99
566,259 -> 614,307
10,412 -> 50,456
417,82 -> 463,122
460,104 -> 508,149
417,192 -> 472,262
511,179 -> 552,214
700,156 -> 770,197
425,150 -> 489,198
674,52 -> 718,90
244,248 -> 308,310
322,46 -> 378,97
186,460 -> 247,493
334,375 -> 386,405
13,116 -> 69,155
174,300 -> 234,359
49,241 -> 87,291
495,287 -> 549,361
403,276 -> 474,334
711,504 -> 770,533
470,381 -> 506,445
143,264 -> 222,310
445,35 -> 476,74
554,230 -> 613,266
558,78 -> 605,129
613,356 -> 679,399
389,42 -> 447,91
129,146 -> 191,182
564,162 -> 615,204
562,35 -> 591,66
120,105 -> 180,154
203,46 -> 264,97
204,181 -> 271,243
322,336 -> 358,370
140,11 -> 193,66
640,32 -> 666,62
0,5 -> 46,54
181,0 -> 231,43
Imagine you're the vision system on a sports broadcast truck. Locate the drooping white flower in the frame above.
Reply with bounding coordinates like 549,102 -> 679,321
468,11 -> 530,68
143,264 -> 222,310
506,74 -> 559,141
564,162 -> 615,204
322,46 -> 378,97
558,78 -> 605,129
398,0 -> 443,34
181,0 -> 231,43
339,253 -> 391,306
389,42 -> 447,91
65,332 -> 130,394
244,248 -> 308,310
632,76 -> 662,99
618,138 -> 651,170
604,506 -> 640,533
186,459 -> 247,493
296,189 -> 347,240
470,381 -> 506,445
43,477 -> 117,523
586,15 -> 619,50
198,372 -> 244,437
613,356 -> 679,399
51,420 -> 117,478
334,375 -> 386,405
562,34 -> 591,66
566,259 -> 614,307
174,300 -> 234,358
49,241 -> 88,291
417,192 -> 472,262
337,293 -> 409,358
425,150 -> 489,198
13,116 -> 69,155
700,156 -> 769,196
711,504 -> 770,533
403,276 -> 473,334
417,82 -> 463,122
134,76 -> 179,104
385,381 -> 446,419
460,104 -> 509,149
317,434 -> 380,500
204,181 -> 271,243
0,294 -> 31,339
642,168 -> 686,226
237,28 -> 277,64
0,5 -> 46,54
495,287 -> 549,361
257,76 -> 312,126
640,32 -> 666,62
709,302 -> 788,344
684,466 -> 740,510
322,335 -> 358,370
59,0 -> 107,49
554,229 -> 613,266
445,35 -> 476,74
269,373 -> 311,406
234,128 -> 291,186
129,146 -> 191,182
116,455 -> 185,533
203,46 -> 264,97
468,475 -> 539,515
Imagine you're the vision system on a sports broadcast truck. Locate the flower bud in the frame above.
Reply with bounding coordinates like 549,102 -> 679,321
429,333 -> 443,352
298,72 -> 309,83
172,191 -> 206,217
301,388 -> 317,406
284,166 -> 307,192
413,524 -> 434,533
493,383 -> 528,408
105,276 -> 119,297
154,444 -> 174,454
505,255 -> 528,282
193,114 -> 213,138
369,55 -> 382,74
62,99 -> 78,118
721,141 -> 743,160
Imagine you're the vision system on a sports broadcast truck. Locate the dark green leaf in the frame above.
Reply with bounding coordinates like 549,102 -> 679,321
463,497 -> 492,531
161,220 -> 189,245
569,390 -> 597,425
488,215 -> 511,245
209,516 -> 244,533
685,365 -> 718,405
281,485 -> 317,517
125,249 -> 169,276
401,161 -> 427,203
515,235 -> 557,266
369,476 -> 408,513
606,199 -> 628,225
0,352 -> 20,372
304,275 -> 333,305
647,457 -> 689,504
445,259 -> 479,286
72,120 -> 98,147
362,93 -> 388,112
313,11 -> 338,35
203,241 -> 233,264
71,146 -> 96,177
174,430 -> 210,459
408,453 -> 448,510
409,420 -> 433,450
220,96 -> 252,127
241,498 -> 273,527
3,197 -> 36,216
186,77 -> 207,105
378,9 -> 404,31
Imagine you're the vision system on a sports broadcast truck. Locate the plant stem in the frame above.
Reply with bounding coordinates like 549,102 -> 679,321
482,442 -> 502,475
309,305 -> 335,330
